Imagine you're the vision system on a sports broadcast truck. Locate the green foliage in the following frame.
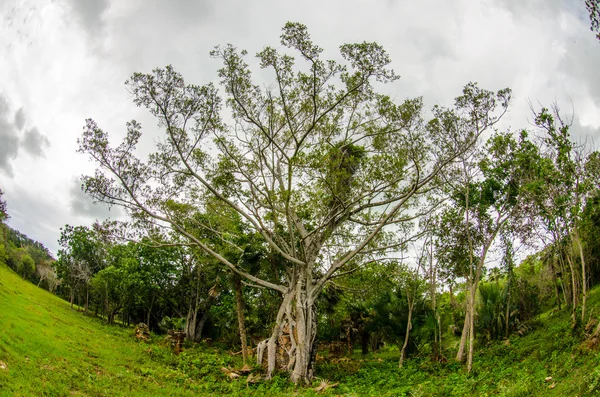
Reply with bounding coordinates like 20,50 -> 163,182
17,254 -> 35,279
586,0 -> 600,41
0,188 -> 7,223
582,190 -> 600,285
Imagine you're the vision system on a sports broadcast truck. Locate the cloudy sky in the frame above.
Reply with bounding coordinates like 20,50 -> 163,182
0,0 -> 598,255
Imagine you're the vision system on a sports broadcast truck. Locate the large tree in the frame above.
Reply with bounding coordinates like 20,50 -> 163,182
78,22 -> 510,383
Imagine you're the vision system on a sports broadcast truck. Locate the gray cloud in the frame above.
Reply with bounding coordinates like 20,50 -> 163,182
22,127 -> 50,157
574,122 -> 600,145
0,94 -> 51,176
494,0 -> 564,19
0,96 -> 19,176
405,27 -> 457,63
559,37 -> 600,103
14,107 -> 25,130
67,0 -> 109,35
0,126 -> 19,177
69,177 -> 121,220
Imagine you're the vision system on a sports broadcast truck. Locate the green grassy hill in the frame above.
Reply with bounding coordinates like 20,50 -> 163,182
2,261 -> 600,396
0,263 -> 191,396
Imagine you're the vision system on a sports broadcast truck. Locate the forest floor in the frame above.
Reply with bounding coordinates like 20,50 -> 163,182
1,262 -> 600,396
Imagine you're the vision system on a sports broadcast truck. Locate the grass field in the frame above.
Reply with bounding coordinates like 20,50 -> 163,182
2,262 -> 600,396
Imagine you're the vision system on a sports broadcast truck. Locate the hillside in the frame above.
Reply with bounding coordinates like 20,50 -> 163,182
2,261 -> 600,396
0,263 -> 184,396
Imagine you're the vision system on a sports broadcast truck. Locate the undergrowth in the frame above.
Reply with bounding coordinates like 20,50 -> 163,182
1,262 -> 600,396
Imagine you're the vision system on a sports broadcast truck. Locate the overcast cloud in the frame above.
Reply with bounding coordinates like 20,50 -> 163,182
0,93 -> 49,177
0,0 -> 598,255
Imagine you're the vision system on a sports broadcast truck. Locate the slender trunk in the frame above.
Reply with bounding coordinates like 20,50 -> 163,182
429,242 -> 440,358
467,292 -> 475,372
558,252 -> 571,306
456,300 -> 469,362
146,294 -> 155,328
449,283 -> 456,308
565,250 -> 578,324
234,274 -> 248,364
85,286 -> 89,313
346,323 -> 352,355
458,178 -> 474,364
505,282 -> 511,339
399,291 -> 415,368
466,251 -> 488,372
70,289 -> 74,309
105,289 -> 109,322
550,248 -> 561,310
573,230 -> 587,322
437,312 -> 442,358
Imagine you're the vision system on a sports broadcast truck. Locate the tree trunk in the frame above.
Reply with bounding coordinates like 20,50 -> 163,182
467,294 -> 475,372
565,251 -> 578,324
146,294 -> 155,329
84,286 -> 89,313
505,281 -> 511,339
437,312 -> 442,359
456,279 -> 471,362
558,252 -> 571,306
399,290 -> 415,368
185,266 -> 203,341
466,254 -> 487,372
290,278 -> 317,385
185,302 -> 200,341
259,278 -> 318,385
456,300 -> 469,362
234,274 -> 248,364
574,230 -> 587,322
550,248 -> 561,310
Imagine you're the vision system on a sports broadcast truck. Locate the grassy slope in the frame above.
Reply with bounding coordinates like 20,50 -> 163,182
0,263 -> 191,397
2,260 -> 600,396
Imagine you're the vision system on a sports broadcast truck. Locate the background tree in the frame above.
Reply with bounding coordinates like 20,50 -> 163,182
445,130 -> 540,371
56,225 -> 105,311
531,105 -> 597,323
18,253 -> 35,280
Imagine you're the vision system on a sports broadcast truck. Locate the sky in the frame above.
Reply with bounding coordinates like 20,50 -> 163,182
0,0 -> 598,256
